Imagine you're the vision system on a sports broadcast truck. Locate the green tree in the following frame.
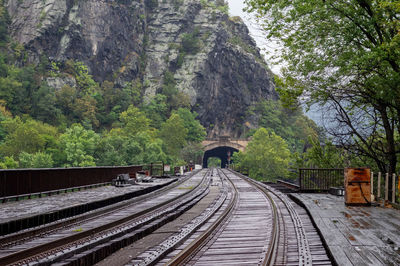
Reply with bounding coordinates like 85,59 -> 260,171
249,100 -> 318,152
65,60 -> 98,96
0,65 -> 37,116
207,157 -> 221,168
174,108 -> 206,142
96,80 -> 142,128
0,1 -> 10,46
136,132 -> 168,164
180,142 -> 204,164
19,151 -> 54,168
56,85 -> 77,119
245,0 -> 400,176
73,94 -> 99,128
181,29 -> 201,54
161,71 -> 190,112
0,100 -> 11,143
32,83 -> 61,124
0,156 -> 18,169
95,128 -> 167,166
95,129 -> 131,166
0,117 -> 58,157
159,113 -> 188,160
235,127 -> 290,181
59,124 -> 99,167
302,138 -> 346,169
119,105 -> 151,136
142,94 -> 168,129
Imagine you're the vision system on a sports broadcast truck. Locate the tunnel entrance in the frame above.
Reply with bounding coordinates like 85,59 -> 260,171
203,146 -> 239,168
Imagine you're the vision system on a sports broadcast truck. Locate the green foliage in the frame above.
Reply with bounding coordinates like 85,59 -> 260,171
0,1 -> 10,46
66,60 -> 99,96
0,117 -> 59,157
229,16 -> 242,23
59,124 -> 99,167
95,129 -> 167,166
175,28 -> 202,68
180,142 -> 204,164
172,0 -> 184,10
0,0 -> 212,169
217,4 -> 229,15
19,151 -> 54,168
160,71 -> 191,113
234,128 -> 291,181
181,29 -> 201,54
0,65 -> 37,115
302,138 -> 345,169
145,0 -> 158,9
201,0 -> 229,15
207,157 -> 221,168
119,105 -> 151,136
0,102 -> 10,142
96,79 -> 142,129
159,113 -> 188,161
32,83 -> 61,124
143,94 -> 168,129
0,156 -> 18,169
249,100 -> 318,152
245,0 -> 400,174
173,108 -> 206,142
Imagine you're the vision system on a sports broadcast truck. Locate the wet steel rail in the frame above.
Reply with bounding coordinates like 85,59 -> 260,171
161,169 -> 278,265
0,170 -> 210,265
149,169 -> 332,265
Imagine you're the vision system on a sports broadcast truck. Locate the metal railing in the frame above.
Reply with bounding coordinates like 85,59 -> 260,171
142,162 -> 164,177
299,168 -> 344,192
0,165 -> 143,198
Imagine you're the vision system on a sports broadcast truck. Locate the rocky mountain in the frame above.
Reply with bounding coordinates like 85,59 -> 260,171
5,0 -> 277,138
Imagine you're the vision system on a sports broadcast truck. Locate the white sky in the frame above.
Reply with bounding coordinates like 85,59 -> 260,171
226,0 -> 282,74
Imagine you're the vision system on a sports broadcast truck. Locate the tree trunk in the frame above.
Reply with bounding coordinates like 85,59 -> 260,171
379,105 -> 397,201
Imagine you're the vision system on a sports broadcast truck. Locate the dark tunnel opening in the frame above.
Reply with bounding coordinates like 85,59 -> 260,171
203,146 -> 239,168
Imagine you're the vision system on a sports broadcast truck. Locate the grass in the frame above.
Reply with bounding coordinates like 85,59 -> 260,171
178,186 -> 194,190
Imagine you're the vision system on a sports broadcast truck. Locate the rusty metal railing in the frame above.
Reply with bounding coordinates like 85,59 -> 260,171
299,168 -> 344,192
142,162 -> 164,177
0,166 -> 143,198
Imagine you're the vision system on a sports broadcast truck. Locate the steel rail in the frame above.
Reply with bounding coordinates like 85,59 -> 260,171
165,168 -> 238,266
231,170 -> 280,266
232,169 -> 312,266
0,170 -> 209,265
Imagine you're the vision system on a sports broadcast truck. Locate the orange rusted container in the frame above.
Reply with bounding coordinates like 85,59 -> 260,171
345,168 -> 371,206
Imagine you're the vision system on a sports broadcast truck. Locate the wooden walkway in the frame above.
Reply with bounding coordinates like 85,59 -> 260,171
291,193 -> 400,266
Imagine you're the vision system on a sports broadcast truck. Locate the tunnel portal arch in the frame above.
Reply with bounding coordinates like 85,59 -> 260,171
203,146 -> 239,168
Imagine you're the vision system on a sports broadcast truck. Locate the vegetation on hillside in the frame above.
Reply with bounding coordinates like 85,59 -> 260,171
0,3 -> 206,169
0,0 -> 323,181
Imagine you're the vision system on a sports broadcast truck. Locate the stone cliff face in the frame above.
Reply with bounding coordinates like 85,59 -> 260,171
6,0 -> 277,138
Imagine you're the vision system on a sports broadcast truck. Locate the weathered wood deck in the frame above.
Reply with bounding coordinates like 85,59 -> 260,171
291,193 -> 400,266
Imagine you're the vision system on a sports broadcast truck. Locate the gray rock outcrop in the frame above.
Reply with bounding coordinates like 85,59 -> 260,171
6,0 -> 277,137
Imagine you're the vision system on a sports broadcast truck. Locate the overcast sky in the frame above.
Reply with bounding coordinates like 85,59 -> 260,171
226,0 -> 282,74
226,1 -> 323,123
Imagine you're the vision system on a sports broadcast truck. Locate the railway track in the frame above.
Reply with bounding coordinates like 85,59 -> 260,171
0,170 -> 210,265
130,169 -> 333,266
0,169 -> 333,265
